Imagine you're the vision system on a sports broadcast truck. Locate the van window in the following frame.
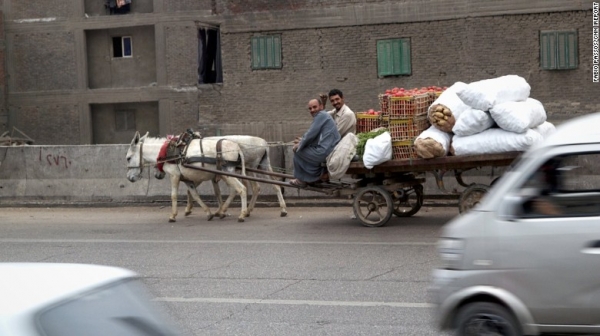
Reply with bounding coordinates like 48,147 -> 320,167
518,152 -> 600,217
37,279 -> 179,336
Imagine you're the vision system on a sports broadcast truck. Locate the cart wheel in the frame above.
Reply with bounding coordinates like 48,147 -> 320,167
393,184 -> 424,217
353,186 -> 394,227
459,184 -> 490,213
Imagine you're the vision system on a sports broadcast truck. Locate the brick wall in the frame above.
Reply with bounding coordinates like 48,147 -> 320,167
170,99 -> 200,133
12,32 -> 77,92
9,0 -> 74,20
165,24 -> 199,86
164,0 -> 214,13
12,104 -> 80,145
218,0 -> 407,14
212,10 -> 598,141
0,12 -> 6,132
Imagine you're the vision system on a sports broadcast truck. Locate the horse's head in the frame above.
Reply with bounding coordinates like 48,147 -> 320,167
126,131 -> 149,182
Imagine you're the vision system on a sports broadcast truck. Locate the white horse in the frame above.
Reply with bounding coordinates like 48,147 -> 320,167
153,135 -> 288,219
202,135 -> 288,217
126,131 -> 249,222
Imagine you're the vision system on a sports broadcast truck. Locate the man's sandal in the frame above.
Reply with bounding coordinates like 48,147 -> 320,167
289,179 -> 308,188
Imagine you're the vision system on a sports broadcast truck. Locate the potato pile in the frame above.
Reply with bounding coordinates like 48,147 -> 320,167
414,138 -> 446,159
428,104 -> 456,133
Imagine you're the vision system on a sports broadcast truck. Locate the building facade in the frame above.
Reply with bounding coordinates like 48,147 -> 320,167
0,0 -> 595,145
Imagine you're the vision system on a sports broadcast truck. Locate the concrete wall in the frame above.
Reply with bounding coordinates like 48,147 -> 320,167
0,143 -> 502,206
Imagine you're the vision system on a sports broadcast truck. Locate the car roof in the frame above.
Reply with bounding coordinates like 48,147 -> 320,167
533,112 -> 600,150
0,263 -> 137,315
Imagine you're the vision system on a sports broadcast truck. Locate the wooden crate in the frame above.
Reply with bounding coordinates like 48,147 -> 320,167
392,140 -> 418,160
389,94 -> 430,119
388,117 -> 430,142
378,94 -> 390,117
356,113 -> 382,133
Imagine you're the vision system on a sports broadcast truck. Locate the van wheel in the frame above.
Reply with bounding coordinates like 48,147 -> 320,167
455,302 -> 521,336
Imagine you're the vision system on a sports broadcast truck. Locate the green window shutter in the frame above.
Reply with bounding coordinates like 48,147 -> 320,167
399,38 -> 411,75
565,31 -> 578,69
251,35 -> 282,69
377,40 -> 392,77
540,30 -> 577,70
377,38 -> 411,77
540,31 -> 556,70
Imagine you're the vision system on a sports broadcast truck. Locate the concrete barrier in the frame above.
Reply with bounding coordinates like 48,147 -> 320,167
0,143 -> 506,206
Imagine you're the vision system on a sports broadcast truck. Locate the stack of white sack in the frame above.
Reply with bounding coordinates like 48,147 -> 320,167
456,75 -> 531,111
489,98 -> 546,134
451,128 -> 543,156
447,75 -> 557,155
452,108 -> 495,136
427,82 -> 470,133
414,126 -> 452,159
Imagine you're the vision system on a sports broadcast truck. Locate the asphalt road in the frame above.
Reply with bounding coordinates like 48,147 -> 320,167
0,205 -> 457,336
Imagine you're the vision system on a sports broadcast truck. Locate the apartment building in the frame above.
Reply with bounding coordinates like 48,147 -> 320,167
0,0 -> 595,145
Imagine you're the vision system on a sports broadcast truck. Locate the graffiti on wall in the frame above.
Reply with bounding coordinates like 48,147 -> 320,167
39,149 -> 72,169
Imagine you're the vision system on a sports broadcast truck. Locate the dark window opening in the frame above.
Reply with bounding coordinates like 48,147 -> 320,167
105,0 -> 131,15
115,110 -> 136,131
198,27 -> 222,84
112,36 -> 132,58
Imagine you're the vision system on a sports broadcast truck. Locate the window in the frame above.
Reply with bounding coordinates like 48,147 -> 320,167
518,152 -> 600,217
251,35 -> 282,69
540,30 -> 578,70
38,280 -> 179,336
112,36 -> 132,58
115,110 -> 135,131
198,27 -> 223,84
377,38 -> 411,77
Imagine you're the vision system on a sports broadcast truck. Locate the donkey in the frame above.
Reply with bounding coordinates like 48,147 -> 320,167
193,135 -> 287,218
126,131 -> 249,222
154,135 -> 288,219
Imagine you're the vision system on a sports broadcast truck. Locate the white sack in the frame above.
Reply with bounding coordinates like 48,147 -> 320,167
363,132 -> 392,169
452,108 -> 495,136
326,133 -> 358,180
532,121 -> 556,139
452,128 -> 543,156
456,75 -> 531,111
414,126 -> 452,158
490,98 -> 547,134
428,82 -> 471,133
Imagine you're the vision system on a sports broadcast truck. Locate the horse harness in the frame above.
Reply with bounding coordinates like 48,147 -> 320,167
155,132 -> 241,174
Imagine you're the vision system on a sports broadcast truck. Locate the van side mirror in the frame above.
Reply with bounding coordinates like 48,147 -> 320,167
498,194 -> 524,221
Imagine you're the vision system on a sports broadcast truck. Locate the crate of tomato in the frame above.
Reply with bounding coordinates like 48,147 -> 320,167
356,109 -> 387,134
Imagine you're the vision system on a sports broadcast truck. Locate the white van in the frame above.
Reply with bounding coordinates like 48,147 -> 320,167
429,112 -> 600,336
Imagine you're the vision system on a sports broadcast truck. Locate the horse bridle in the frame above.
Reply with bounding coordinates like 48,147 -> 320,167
127,136 -> 145,174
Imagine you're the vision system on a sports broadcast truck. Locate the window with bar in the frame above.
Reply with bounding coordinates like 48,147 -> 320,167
251,35 -> 282,70
377,38 -> 412,77
540,30 -> 578,70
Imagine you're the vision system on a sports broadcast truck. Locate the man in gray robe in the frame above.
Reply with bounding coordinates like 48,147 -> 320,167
290,98 -> 341,187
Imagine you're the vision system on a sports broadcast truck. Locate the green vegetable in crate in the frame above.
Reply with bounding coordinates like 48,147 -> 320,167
356,128 -> 388,158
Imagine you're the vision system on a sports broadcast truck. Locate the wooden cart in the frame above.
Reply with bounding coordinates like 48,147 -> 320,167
183,151 -> 521,227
